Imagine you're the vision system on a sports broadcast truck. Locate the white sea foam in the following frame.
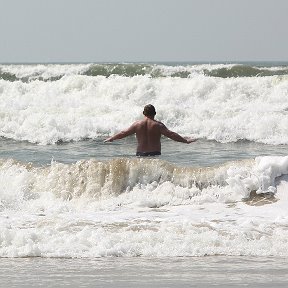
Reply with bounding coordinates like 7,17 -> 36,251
0,156 -> 288,258
0,72 -> 288,144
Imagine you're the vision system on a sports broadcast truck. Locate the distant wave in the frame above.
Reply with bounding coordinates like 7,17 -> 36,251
1,63 -> 288,82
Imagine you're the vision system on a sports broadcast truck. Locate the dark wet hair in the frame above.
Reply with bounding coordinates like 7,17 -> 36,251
143,104 -> 156,117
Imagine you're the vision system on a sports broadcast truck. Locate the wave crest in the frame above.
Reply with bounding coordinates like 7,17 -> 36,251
1,156 -> 287,210
1,63 -> 288,82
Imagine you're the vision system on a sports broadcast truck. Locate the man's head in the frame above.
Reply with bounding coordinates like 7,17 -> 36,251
143,104 -> 156,117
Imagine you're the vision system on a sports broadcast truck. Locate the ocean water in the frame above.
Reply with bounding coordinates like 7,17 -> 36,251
0,62 -> 288,286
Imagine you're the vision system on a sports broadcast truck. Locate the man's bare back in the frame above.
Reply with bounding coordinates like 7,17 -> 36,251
104,104 -> 196,156
133,117 -> 163,153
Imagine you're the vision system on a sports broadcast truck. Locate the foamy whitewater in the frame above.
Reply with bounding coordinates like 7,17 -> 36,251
0,62 -> 288,259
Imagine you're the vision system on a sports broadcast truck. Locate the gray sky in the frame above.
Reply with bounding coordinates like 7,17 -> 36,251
1,0 -> 288,63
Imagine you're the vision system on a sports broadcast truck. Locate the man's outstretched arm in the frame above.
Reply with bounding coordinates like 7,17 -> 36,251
160,125 -> 196,144
104,123 -> 136,142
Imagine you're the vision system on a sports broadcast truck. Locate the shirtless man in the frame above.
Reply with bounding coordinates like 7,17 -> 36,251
104,104 -> 196,156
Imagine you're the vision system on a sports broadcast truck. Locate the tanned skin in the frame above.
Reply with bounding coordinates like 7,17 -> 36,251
104,106 -> 196,154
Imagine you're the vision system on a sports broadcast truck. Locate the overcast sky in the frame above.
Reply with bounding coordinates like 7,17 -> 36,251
1,0 -> 287,63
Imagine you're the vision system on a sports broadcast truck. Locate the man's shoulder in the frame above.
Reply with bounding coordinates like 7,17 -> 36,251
136,118 -> 165,129
155,119 -> 164,125
154,120 -> 166,128
143,117 -> 162,124
133,119 -> 145,126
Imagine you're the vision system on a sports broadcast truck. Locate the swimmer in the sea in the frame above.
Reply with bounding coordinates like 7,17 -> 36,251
104,104 -> 196,156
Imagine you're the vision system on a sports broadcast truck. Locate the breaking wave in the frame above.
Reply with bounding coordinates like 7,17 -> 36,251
1,156 -> 287,209
0,67 -> 288,144
1,156 -> 288,258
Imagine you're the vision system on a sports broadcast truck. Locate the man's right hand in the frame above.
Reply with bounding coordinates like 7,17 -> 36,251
185,138 -> 197,144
